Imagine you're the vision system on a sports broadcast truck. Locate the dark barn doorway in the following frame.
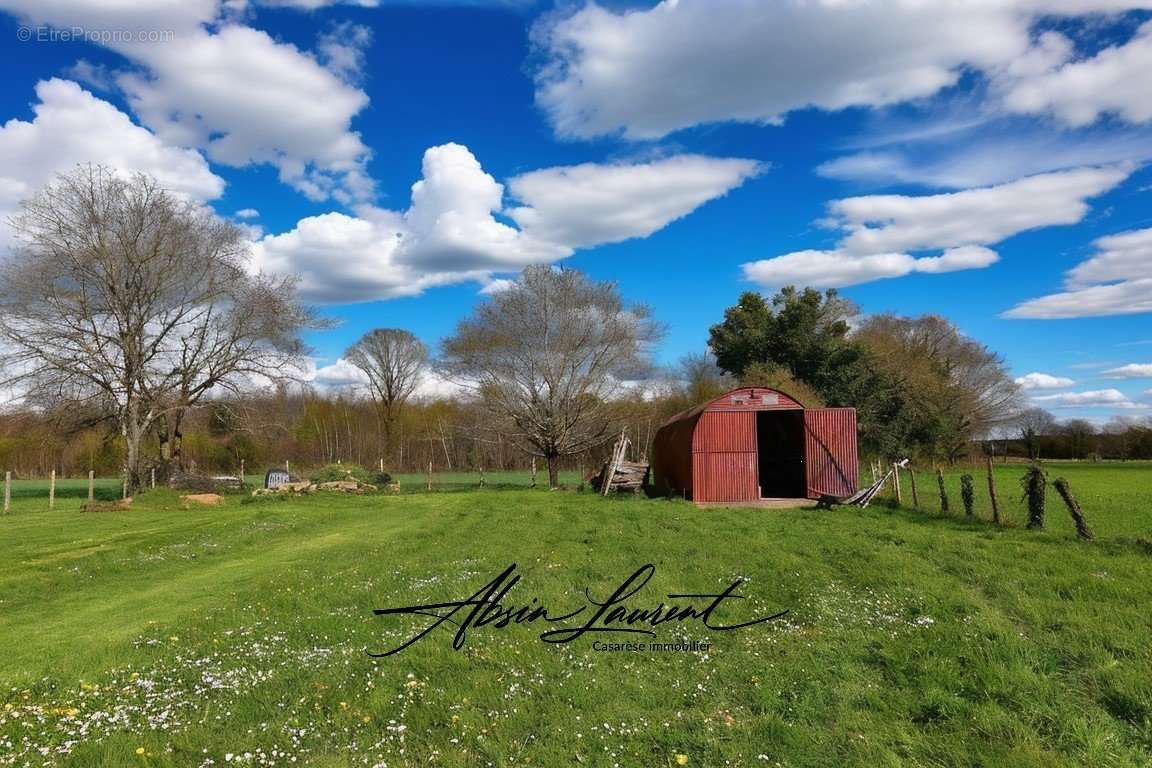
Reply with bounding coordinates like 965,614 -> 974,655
756,410 -> 806,498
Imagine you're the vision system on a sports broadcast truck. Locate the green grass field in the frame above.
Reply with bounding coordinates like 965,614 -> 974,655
1,463 -> 1150,767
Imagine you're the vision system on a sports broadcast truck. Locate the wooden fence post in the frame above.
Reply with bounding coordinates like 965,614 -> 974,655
285,460 -> 290,475
530,457 -> 537,488
1053,478 -> 1093,540
150,467 -> 156,489
479,466 -> 486,487
122,468 -> 128,500
907,466 -> 920,509
986,458 -> 1000,524
240,458 -> 246,483
427,460 -> 433,492
49,469 -> 56,510
892,462 -> 902,504
88,470 -> 94,501
3,471 -> 10,514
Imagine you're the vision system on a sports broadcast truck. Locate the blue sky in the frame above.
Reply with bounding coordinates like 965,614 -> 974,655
1,0 -> 1151,422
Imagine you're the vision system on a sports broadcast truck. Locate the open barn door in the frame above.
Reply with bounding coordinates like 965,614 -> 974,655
803,408 -> 858,499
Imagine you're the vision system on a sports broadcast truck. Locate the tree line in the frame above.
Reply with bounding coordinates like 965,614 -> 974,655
2,166 -> 1146,489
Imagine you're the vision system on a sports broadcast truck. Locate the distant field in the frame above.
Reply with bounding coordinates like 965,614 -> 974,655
1,463 -> 1150,766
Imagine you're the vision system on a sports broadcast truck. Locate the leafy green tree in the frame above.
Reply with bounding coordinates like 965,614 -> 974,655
708,287 -> 861,401
854,314 -> 1021,461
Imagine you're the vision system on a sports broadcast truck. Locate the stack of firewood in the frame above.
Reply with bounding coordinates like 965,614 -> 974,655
592,427 -> 648,494
592,461 -> 649,493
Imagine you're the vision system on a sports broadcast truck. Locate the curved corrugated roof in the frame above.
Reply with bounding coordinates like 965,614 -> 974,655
657,386 -> 805,429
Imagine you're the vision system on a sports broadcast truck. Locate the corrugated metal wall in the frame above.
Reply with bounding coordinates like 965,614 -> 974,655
693,451 -> 759,502
651,415 -> 693,497
691,410 -> 757,502
803,408 -> 859,498
692,410 -> 755,451
652,387 -> 858,504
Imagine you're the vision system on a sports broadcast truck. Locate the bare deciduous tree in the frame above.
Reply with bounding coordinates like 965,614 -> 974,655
346,328 -> 428,460
0,165 -> 317,490
1016,407 -> 1057,460
440,266 -> 665,488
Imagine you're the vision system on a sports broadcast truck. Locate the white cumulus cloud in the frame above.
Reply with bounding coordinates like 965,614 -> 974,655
743,166 -> 1127,289
1003,21 -> 1152,127
0,79 -> 223,249
533,0 -> 1152,140
253,143 -> 757,303
507,155 -> 762,249
0,1 -> 373,203
116,25 -> 372,202
1015,372 -> 1076,390
1006,227 -> 1152,318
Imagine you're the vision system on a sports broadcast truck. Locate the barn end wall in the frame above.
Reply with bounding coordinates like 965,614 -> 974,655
651,387 -> 805,501
651,387 -> 858,504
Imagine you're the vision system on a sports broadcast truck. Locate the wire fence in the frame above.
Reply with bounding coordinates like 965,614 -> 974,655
0,467 -> 592,513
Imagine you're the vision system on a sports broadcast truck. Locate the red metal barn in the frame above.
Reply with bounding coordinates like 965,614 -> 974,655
650,387 -> 858,503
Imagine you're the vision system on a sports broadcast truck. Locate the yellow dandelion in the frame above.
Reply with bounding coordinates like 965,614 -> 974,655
135,747 -> 145,755
675,754 -> 689,766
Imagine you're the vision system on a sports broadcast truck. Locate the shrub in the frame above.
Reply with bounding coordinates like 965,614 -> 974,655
308,463 -> 391,487
1020,463 -> 1047,530
960,474 -> 975,517
936,468 -> 950,514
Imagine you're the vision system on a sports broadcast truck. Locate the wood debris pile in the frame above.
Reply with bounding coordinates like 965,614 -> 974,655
592,461 -> 649,493
592,429 -> 649,494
